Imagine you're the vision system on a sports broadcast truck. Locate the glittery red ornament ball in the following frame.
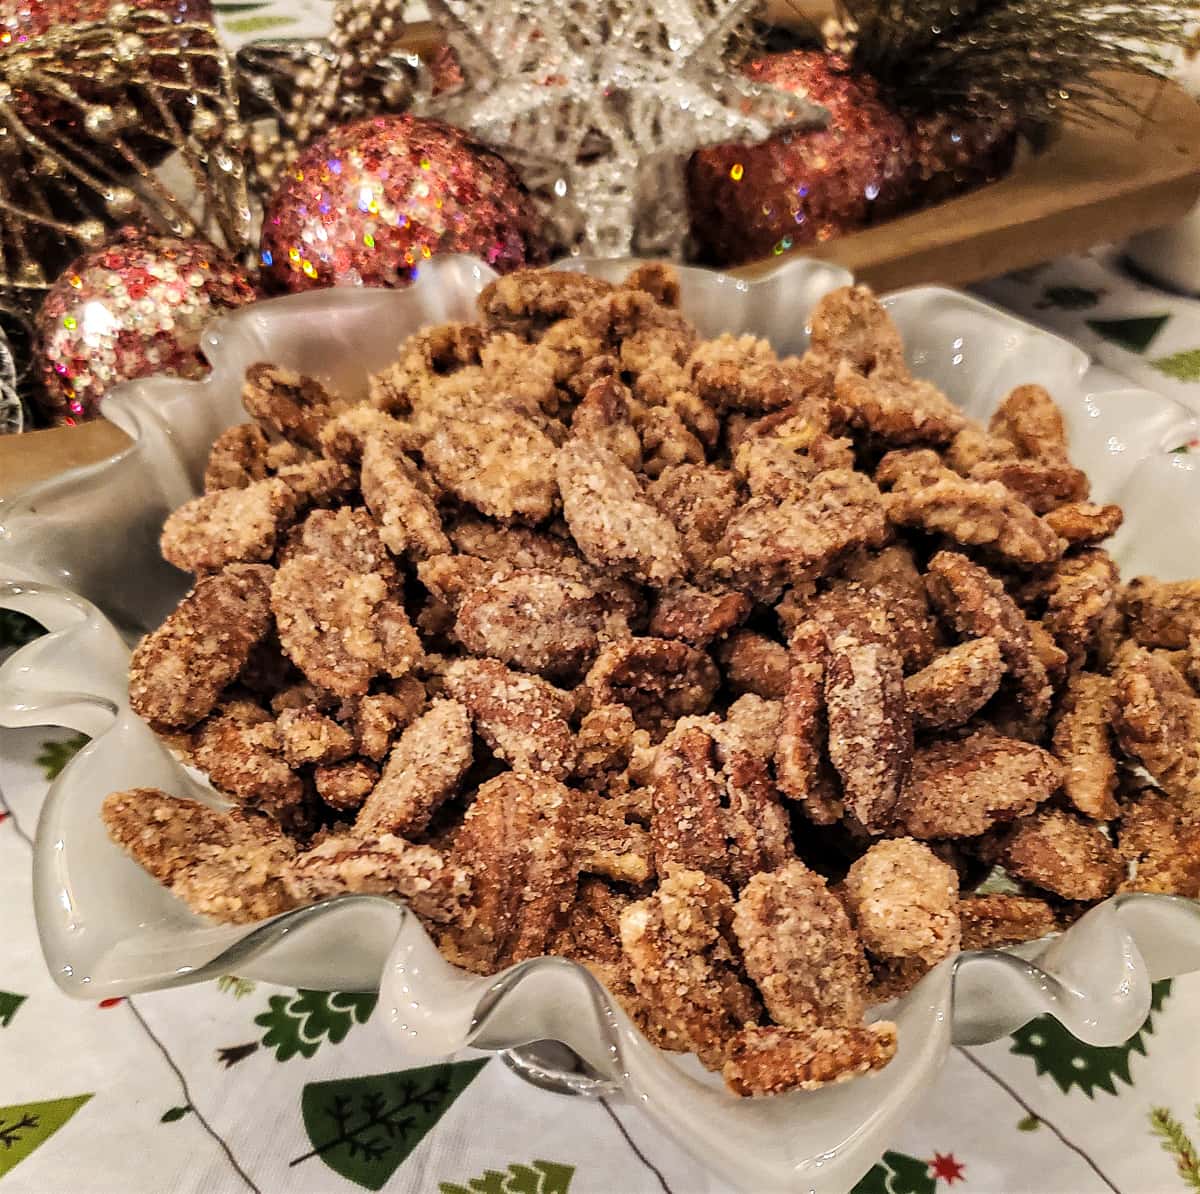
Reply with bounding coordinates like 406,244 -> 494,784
687,51 -> 914,267
260,115 -> 547,293
0,0 -> 212,43
35,228 -> 257,426
906,110 -> 1019,206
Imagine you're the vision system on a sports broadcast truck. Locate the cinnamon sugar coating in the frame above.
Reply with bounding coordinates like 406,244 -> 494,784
129,564 -> 274,728
106,264 -> 1200,1099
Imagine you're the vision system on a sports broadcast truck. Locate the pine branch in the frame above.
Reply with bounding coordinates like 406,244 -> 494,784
1149,1108 -> 1200,1193
836,0 -> 1200,124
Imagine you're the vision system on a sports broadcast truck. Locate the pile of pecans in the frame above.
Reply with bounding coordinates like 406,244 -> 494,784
103,265 -> 1200,1097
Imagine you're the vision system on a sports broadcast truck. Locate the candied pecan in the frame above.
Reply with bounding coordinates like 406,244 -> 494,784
722,469 -> 890,596
444,658 -> 576,780
161,478 -> 298,574
478,269 -> 612,338
368,322 -> 486,413
129,564 -> 275,728
991,808 -> 1122,901
733,861 -> 870,1029
448,516 -> 576,571
840,545 -> 940,671
649,723 -> 728,879
897,730 -> 1062,838
1043,502 -> 1124,547
243,363 -> 338,449
351,683 -> 426,761
902,724 -> 1060,835
204,422 -> 269,491
287,832 -> 470,924
719,630 -> 791,701
719,734 -> 793,887
313,760 -> 379,812
723,1023 -> 897,1096
424,410 -> 560,523
191,702 -> 312,832
558,438 -> 685,584
272,556 -> 421,698
775,620 -> 843,825
448,773 -> 579,971
989,383 -> 1068,460
904,638 -> 1005,731
1043,549 -> 1119,666
823,604 -> 910,833
355,698 -> 473,836
573,703 -> 641,779
843,838 -> 960,968
1113,648 -> 1200,809
282,507 -> 396,578
319,404 -> 416,463
925,551 -> 1052,735
578,809 -> 653,884
1121,577 -> 1200,649
624,261 -> 681,306
968,459 -> 1089,514
647,462 -> 740,582
273,458 -> 356,508
944,425 -> 1017,474
688,333 -> 803,412
456,569 -> 611,678
359,435 -> 449,559
277,706 -> 354,766
958,894 -> 1058,950
620,867 -> 760,1069
1118,790 -> 1200,898
638,404 -> 705,477
1052,672 -> 1118,820
102,789 -> 297,924
722,694 -> 783,760
834,360 -> 965,446
806,285 -> 907,379
586,637 -> 719,732
884,466 -> 1064,567
571,376 -> 642,470
649,584 -> 750,647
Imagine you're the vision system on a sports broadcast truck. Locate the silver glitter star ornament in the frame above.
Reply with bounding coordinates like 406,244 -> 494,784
418,0 -> 828,258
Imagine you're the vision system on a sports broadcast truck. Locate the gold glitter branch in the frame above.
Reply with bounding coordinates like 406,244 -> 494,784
0,7 -> 253,289
837,0 -> 1200,124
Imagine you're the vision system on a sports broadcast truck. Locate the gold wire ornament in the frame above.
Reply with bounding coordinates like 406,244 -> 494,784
237,0 -> 429,196
416,0 -> 829,259
0,6 -> 254,289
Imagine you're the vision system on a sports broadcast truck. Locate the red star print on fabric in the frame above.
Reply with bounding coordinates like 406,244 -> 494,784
930,1153 -> 966,1184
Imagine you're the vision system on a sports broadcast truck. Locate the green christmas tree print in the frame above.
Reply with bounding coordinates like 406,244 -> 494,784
1086,315 -> 1169,354
440,1159 -> 575,1194
1009,978 -> 1171,1096
852,1150 -> 937,1194
1148,1107 -> 1200,1192
0,991 -> 27,1027
1151,349 -> 1200,384
0,1095 -> 92,1178
35,733 -> 89,781
293,1059 -> 488,1190
216,975 -> 256,999
255,989 -> 378,1061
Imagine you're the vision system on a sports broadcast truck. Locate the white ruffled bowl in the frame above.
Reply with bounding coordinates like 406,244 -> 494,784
2,256 -> 1199,1194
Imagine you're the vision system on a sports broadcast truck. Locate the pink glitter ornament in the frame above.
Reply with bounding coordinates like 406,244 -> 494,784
0,0 -> 213,43
34,228 -> 256,426
687,51 -> 914,267
259,114 -> 546,293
